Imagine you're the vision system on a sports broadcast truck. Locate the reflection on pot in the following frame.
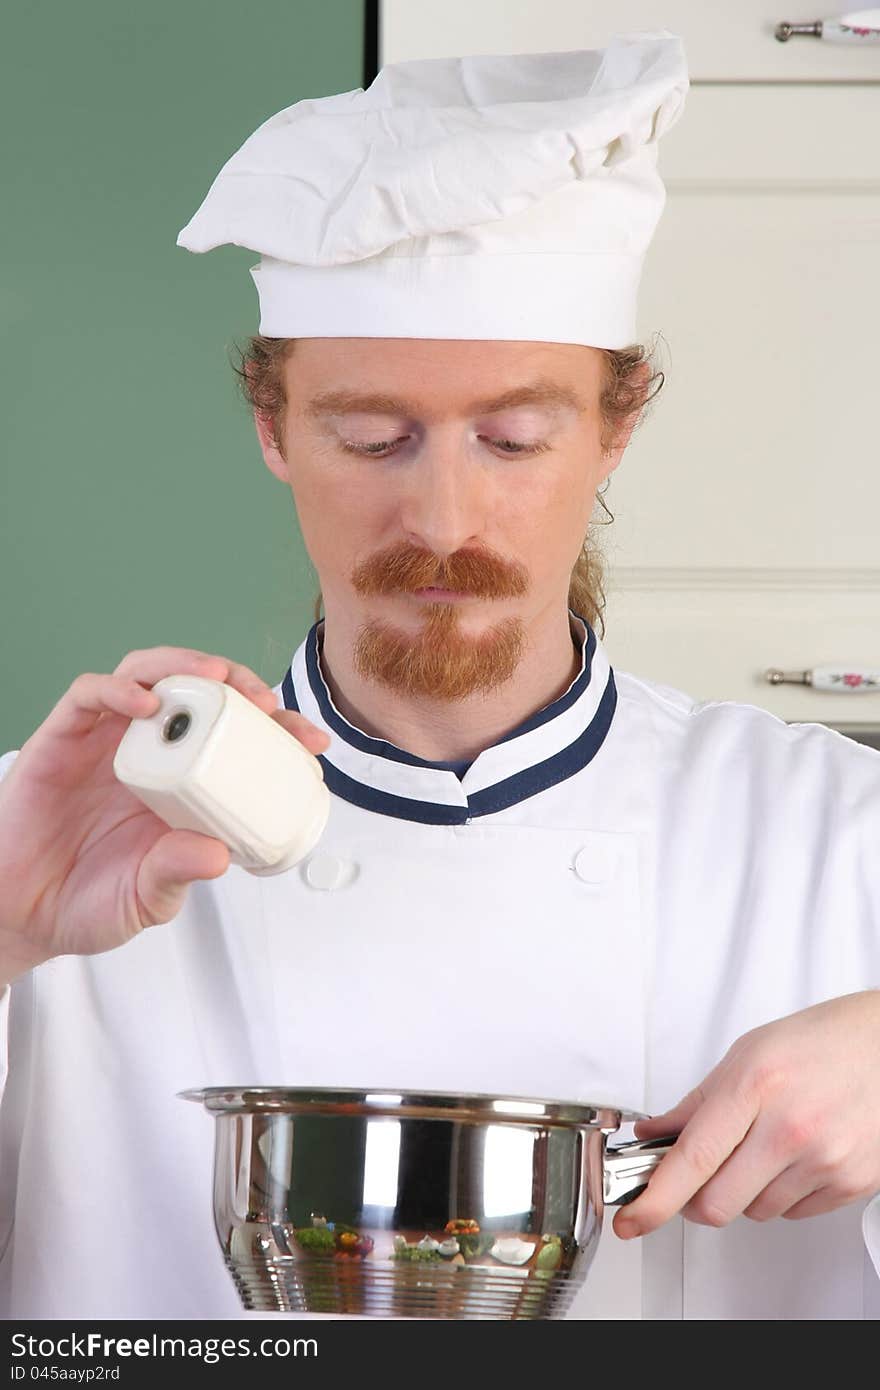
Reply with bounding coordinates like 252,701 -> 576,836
182,1087 -> 671,1320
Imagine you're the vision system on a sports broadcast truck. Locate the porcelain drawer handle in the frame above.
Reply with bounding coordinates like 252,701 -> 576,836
775,10 -> 880,42
765,664 -> 880,691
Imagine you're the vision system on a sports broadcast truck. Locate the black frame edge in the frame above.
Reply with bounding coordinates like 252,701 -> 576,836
363,0 -> 380,87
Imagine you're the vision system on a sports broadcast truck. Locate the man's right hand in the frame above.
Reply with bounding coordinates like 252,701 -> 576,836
0,647 -> 331,986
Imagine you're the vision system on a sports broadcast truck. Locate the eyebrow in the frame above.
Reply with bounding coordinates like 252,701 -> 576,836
304,378 -> 587,420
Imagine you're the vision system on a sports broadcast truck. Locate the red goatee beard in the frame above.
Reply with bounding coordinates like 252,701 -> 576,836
350,544 -> 529,702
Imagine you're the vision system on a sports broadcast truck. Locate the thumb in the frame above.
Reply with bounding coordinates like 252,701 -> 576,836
136,829 -> 230,928
634,1085 -> 706,1140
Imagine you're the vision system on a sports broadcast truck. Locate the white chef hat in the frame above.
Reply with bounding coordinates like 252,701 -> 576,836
176,31 -> 688,349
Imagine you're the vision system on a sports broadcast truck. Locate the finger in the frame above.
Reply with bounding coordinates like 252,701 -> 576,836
614,1090 -> 758,1239
737,1162 -> 817,1223
676,1116 -> 801,1227
633,1056 -> 735,1140
686,1111 -> 869,1226
634,1089 -> 704,1141
135,828 -> 231,928
41,673 -> 162,742
114,648 -> 277,712
755,1164 -> 875,1223
115,647 -> 237,683
272,709 -> 332,755
780,1186 -> 842,1221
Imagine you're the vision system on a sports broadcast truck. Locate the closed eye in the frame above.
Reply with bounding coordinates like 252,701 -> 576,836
340,438 -> 551,457
490,439 -> 552,455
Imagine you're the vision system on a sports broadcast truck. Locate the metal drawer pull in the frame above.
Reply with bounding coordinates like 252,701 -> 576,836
775,9 -> 880,42
765,664 -> 880,690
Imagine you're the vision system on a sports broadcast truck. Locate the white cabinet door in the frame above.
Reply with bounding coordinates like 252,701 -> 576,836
381,0 -> 880,79
379,2 -> 880,727
606,82 -> 880,725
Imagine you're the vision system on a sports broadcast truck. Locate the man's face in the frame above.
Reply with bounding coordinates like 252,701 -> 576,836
256,338 -> 630,701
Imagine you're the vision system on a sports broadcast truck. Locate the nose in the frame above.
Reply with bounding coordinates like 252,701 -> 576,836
397,436 -> 488,556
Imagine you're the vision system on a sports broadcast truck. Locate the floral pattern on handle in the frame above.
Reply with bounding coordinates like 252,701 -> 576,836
829,671 -> 880,690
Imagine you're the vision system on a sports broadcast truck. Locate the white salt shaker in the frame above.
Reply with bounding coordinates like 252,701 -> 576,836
113,675 -> 330,875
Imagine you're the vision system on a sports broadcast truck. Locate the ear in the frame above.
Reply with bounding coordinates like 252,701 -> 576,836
598,360 -> 652,484
253,407 -> 289,484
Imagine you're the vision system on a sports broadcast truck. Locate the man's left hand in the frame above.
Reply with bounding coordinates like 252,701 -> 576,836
613,989 -> 880,1240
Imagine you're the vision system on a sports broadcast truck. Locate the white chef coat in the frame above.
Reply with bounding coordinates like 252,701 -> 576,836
1,613 -> 879,1320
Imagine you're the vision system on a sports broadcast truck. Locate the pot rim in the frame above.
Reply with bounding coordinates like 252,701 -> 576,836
178,1085 -> 646,1129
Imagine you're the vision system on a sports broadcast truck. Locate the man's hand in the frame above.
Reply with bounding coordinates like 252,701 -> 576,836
0,647 -> 331,983
613,989 -> 880,1240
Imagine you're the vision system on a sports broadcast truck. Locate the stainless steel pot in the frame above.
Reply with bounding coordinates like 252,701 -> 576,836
181,1086 -> 674,1320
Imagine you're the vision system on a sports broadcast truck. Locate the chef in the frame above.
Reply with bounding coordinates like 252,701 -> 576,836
0,32 -> 879,1321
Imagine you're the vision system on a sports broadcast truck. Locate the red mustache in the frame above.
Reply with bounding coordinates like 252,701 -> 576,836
351,544 -> 528,600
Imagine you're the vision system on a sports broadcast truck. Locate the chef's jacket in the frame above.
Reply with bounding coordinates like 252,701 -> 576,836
1,614 -> 879,1320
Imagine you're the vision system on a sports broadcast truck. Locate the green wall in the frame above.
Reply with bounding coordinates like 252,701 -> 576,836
0,2 -> 365,752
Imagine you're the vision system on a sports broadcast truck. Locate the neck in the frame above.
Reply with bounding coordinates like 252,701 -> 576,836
317,602 -> 584,762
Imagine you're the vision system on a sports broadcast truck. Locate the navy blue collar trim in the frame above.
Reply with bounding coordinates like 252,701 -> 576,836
282,662 -> 617,825
299,617 -> 595,771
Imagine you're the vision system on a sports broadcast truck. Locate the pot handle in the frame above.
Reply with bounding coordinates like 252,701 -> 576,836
603,1136 -> 678,1206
